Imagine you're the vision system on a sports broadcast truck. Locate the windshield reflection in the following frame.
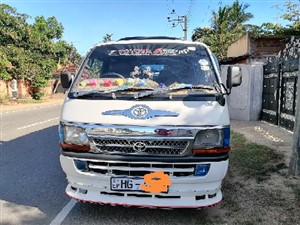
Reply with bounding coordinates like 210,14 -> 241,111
71,43 -> 218,96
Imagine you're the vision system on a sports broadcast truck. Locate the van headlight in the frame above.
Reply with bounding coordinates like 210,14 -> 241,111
64,126 -> 89,145
59,124 -> 90,151
193,129 -> 223,148
192,128 -> 230,155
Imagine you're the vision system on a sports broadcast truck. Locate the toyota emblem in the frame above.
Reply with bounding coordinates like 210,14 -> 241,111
133,142 -> 147,152
131,106 -> 148,118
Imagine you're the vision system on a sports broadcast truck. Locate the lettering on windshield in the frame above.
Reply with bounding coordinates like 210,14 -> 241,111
109,48 -> 194,56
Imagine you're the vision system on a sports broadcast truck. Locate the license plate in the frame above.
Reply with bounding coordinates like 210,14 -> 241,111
111,177 -> 144,191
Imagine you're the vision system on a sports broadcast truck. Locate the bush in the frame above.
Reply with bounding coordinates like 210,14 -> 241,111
32,92 -> 44,100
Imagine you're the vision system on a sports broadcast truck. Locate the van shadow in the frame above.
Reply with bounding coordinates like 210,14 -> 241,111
1,125 -> 69,225
0,125 -> 223,225
62,201 -> 221,225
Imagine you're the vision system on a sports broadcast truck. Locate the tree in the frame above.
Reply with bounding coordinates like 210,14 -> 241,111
192,0 -> 253,60
102,33 -> 113,43
0,3 -> 82,99
281,0 -> 300,30
0,49 -> 11,81
0,4 -> 30,47
247,0 -> 300,37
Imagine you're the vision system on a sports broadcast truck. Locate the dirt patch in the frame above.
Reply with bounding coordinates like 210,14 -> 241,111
0,93 -> 65,111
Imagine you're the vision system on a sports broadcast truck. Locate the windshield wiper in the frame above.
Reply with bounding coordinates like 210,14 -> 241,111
134,84 -> 214,99
73,86 -> 154,98
73,90 -> 105,98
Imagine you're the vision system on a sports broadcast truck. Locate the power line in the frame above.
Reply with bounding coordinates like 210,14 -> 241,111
186,0 -> 196,26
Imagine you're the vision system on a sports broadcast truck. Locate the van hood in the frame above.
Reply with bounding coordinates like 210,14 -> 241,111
60,98 -> 229,126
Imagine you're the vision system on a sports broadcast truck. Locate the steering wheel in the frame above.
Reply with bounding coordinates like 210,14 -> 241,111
101,72 -> 124,78
155,71 -> 182,86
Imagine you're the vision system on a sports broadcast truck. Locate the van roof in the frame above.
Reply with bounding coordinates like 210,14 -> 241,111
94,37 -> 205,47
118,36 -> 181,41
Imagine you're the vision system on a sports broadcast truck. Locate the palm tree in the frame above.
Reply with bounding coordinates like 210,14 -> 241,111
192,0 -> 253,60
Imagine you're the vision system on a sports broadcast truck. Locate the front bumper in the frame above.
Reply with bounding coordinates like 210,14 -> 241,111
60,155 -> 228,208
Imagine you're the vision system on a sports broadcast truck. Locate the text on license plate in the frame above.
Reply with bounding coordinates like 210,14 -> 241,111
111,177 -> 144,191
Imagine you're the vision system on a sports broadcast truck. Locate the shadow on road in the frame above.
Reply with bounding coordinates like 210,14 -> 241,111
62,202 -> 220,225
0,125 -> 69,225
0,125 -> 222,225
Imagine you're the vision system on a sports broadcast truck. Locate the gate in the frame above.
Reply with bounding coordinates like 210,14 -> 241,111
261,57 -> 299,131
279,59 -> 299,131
262,60 -> 280,125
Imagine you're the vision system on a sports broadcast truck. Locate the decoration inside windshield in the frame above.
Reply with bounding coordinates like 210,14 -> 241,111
71,43 -> 218,94
109,47 -> 195,56
78,78 -> 160,90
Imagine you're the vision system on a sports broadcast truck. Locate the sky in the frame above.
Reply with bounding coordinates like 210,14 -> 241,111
2,0 -> 288,55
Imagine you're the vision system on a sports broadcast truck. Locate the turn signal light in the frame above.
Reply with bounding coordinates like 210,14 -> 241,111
192,147 -> 231,155
60,142 -> 90,152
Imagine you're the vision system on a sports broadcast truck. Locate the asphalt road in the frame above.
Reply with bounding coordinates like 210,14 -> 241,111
0,102 -> 215,225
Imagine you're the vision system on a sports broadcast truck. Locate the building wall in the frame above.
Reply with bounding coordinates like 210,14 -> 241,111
226,34 -> 289,64
221,64 -> 264,121
227,34 -> 249,58
0,79 -> 54,99
249,37 -> 288,61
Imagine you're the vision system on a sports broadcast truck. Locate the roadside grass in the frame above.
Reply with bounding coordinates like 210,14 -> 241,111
229,131 -> 286,182
0,93 -> 64,105
0,97 -> 43,105
286,182 -> 300,205
196,131 -> 299,225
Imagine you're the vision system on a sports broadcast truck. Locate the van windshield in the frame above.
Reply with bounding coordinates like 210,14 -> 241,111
70,43 -> 219,95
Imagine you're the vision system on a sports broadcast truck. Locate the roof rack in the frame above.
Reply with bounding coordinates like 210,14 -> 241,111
118,36 -> 181,41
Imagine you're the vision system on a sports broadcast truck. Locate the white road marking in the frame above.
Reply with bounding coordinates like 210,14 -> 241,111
17,117 -> 59,130
49,199 -> 77,225
1,103 -> 63,115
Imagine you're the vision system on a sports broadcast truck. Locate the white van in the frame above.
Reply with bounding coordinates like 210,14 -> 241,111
59,36 -> 242,208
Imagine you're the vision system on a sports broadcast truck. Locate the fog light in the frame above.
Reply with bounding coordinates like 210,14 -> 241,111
223,127 -> 230,147
195,164 -> 210,176
74,160 -> 89,172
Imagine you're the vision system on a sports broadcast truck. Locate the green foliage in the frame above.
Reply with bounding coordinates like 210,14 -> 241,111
248,0 -> 300,37
0,49 -> 11,80
102,33 -> 113,43
32,92 -> 44,100
0,3 -> 81,98
281,0 -> 300,29
192,0 -> 253,60
0,4 -> 30,47
192,0 -> 300,60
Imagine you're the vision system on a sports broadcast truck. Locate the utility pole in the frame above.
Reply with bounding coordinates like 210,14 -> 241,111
183,15 -> 187,41
288,56 -> 300,176
167,10 -> 188,41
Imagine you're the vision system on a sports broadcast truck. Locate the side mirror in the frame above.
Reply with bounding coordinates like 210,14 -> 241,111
61,71 -> 72,89
227,66 -> 242,91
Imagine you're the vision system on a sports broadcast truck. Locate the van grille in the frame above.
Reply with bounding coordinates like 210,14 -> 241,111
92,139 -> 190,156
86,161 -> 196,177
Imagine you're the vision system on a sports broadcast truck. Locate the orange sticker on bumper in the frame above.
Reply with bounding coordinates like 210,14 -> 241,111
140,171 -> 172,193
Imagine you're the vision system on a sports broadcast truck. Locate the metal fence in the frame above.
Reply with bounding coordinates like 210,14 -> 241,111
261,38 -> 299,131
